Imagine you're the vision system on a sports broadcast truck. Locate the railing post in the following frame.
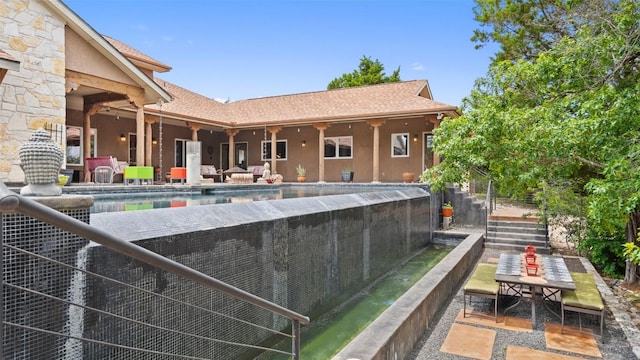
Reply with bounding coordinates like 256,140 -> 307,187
292,319 -> 301,360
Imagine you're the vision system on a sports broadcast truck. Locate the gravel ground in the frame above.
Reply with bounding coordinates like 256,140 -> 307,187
407,248 -> 638,360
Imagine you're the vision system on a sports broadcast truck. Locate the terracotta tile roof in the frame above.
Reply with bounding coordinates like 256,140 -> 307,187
150,79 -> 457,128
103,35 -> 171,72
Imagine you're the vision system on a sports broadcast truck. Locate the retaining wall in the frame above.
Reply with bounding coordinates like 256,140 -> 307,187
333,231 -> 484,360
87,188 -> 432,358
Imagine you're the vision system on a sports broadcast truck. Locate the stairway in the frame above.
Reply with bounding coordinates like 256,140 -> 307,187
484,215 -> 550,254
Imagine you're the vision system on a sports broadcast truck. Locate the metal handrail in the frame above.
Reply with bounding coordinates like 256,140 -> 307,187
485,180 -> 493,239
0,182 -> 309,358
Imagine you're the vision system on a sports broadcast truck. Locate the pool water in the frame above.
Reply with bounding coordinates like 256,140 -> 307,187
89,187 -> 379,213
90,189 -> 281,213
262,245 -> 453,360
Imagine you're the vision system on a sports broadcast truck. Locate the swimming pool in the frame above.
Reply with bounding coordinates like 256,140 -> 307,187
88,185 -> 406,213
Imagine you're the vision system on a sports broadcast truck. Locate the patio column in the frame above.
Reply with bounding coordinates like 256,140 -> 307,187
225,129 -> 239,169
313,123 -> 330,183
267,126 -> 282,174
130,95 -> 146,167
187,122 -> 201,141
144,118 -> 156,167
367,119 -> 386,183
82,103 -> 102,182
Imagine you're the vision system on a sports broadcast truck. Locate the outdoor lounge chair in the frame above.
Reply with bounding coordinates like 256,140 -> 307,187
201,165 -> 223,182
463,263 -> 500,322
84,156 -> 128,183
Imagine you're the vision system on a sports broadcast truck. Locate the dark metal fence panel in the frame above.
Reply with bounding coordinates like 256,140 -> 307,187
1,183 -> 307,359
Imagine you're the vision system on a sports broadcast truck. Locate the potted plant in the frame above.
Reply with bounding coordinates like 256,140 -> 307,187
442,202 -> 453,217
341,167 -> 354,182
402,171 -> 416,183
296,164 -> 307,182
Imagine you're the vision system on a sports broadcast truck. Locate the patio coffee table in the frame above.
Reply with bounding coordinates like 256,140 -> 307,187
495,253 -> 575,327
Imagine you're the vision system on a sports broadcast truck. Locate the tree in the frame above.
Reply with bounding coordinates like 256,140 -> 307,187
471,0 -> 614,63
327,55 -> 400,89
427,0 -> 640,282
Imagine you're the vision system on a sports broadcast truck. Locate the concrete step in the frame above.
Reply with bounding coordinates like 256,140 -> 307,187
487,226 -> 547,236
486,236 -> 547,247
485,230 -> 547,241
488,220 -> 543,229
484,242 -> 551,254
489,215 -> 538,222
486,217 -> 549,253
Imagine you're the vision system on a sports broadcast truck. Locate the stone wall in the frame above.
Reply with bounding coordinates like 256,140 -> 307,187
0,0 -> 66,183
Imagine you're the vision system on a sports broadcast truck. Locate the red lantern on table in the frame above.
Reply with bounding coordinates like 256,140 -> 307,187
525,245 -> 536,256
526,263 -> 539,276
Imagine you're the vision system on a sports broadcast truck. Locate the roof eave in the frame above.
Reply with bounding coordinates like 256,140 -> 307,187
129,57 -> 172,73
44,0 -> 172,104
228,108 -> 458,129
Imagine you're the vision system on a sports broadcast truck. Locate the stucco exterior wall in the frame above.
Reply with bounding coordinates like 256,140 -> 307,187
65,29 -> 138,86
0,0 -> 66,183
206,116 -> 436,183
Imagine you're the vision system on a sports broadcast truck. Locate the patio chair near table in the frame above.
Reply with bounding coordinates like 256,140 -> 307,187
561,272 -> 605,338
463,263 -> 500,322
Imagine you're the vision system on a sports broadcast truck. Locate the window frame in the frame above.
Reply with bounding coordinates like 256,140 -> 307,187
261,140 -> 288,161
324,136 -> 353,159
391,133 -> 410,158
65,126 -> 97,166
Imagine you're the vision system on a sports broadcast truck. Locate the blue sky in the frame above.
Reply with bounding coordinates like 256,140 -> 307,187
63,0 -> 498,107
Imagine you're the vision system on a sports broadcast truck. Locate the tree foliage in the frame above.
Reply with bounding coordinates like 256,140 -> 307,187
471,0 -> 614,63
428,0 -> 640,280
327,55 -> 400,89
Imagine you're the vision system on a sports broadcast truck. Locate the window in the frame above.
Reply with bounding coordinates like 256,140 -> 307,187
261,140 -> 287,161
324,136 -> 352,159
425,134 -> 433,148
128,133 -> 137,165
65,126 -> 96,166
391,133 -> 409,157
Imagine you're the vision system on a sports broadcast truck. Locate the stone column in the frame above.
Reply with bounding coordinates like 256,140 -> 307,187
267,126 -> 282,174
313,123 -> 330,183
367,119 -> 386,183
225,129 -> 239,169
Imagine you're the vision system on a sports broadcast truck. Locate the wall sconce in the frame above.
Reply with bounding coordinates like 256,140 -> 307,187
301,140 -> 306,147
437,113 -> 444,120
413,134 -> 418,142
120,134 -> 126,142
152,137 -> 158,145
